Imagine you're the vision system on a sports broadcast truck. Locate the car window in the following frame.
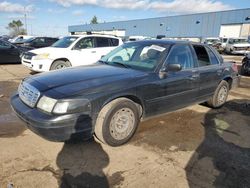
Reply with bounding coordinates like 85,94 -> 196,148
109,38 -> 119,46
166,44 -> 195,69
193,45 -> 211,67
0,40 -> 11,49
34,38 -> 45,44
205,47 -> 219,65
74,37 -> 94,49
96,37 -> 110,47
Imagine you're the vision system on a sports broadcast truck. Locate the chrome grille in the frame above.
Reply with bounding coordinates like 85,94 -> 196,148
18,82 -> 40,107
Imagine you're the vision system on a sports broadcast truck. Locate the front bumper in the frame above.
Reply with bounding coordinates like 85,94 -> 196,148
22,58 -> 53,72
10,94 -> 93,142
231,50 -> 250,55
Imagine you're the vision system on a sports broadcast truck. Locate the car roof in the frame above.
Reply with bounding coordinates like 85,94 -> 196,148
128,39 -> 205,46
70,34 -> 120,39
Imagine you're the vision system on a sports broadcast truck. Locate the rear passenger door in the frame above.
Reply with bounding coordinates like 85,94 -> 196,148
192,45 -> 221,100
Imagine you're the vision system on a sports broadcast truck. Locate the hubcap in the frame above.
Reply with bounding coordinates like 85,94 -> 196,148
110,108 -> 135,140
56,64 -> 66,69
217,85 -> 228,105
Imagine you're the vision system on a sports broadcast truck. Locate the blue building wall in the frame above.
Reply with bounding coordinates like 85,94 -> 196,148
68,8 -> 250,38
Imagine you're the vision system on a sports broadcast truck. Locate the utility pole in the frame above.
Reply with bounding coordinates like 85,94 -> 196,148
24,6 -> 27,34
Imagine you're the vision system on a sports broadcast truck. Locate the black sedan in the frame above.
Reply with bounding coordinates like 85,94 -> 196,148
241,53 -> 250,75
11,40 -> 240,146
13,37 -> 58,49
0,39 -> 30,63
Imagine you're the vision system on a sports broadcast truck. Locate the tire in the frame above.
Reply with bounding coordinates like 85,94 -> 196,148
207,80 -> 229,108
95,98 -> 140,146
240,59 -> 247,75
50,60 -> 71,70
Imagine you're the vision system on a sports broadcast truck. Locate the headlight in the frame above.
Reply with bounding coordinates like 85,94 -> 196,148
37,96 -> 91,114
53,99 -> 91,114
33,53 -> 50,60
37,96 -> 57,113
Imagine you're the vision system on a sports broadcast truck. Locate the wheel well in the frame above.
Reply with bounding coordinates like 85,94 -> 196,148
105,95 -> 144,118
52,58 -> 71,65
223,77 -> 233,89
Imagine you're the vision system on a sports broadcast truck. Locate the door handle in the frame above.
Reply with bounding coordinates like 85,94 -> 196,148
91,51 -> 96,53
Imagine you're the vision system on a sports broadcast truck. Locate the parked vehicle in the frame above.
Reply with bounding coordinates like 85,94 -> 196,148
13,37 -> 58,49
203,37 -> 220,45
21,35 -> 123,72
224,38 -> 250,55
0,39 -> 30,63
11,40 -> 240,146
203,38 -> 224,53
241,53 -> 250,75
9,35 -> 34,43
221,37 -> 228,49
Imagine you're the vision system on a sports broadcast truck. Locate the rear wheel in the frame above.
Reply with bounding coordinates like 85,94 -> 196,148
207,80 -> 229,108
50,60 -> 71,70
240,59 -> 247,75
95,98 -> 140,146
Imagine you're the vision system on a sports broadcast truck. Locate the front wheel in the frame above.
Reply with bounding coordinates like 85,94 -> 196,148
50,60 -> 71,70
95,98 -> 140,146
207,80 -> 229,108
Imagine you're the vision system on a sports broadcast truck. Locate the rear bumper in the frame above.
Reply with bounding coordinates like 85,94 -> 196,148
10,94 -> 93,142
231,75 -> 241,89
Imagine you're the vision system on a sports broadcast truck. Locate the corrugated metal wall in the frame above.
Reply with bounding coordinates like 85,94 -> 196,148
68,8 -> 250,38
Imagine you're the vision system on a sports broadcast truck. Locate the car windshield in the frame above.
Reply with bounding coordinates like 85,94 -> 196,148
52,36 -> 79,48
100,42 -> 170,71
230,39 -> 249,44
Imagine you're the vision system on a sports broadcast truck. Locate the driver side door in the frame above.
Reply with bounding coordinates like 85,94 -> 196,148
142,44 -> 200,117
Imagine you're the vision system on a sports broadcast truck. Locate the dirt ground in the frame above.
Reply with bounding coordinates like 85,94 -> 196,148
0,57 -> 250,188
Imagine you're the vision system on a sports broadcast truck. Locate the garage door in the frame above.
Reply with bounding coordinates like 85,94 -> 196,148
219,24 -> 242,38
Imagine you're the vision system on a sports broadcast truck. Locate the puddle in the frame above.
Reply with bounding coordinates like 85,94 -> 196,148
131,109 -> 205,152
0,113 -> 26,138
0,81 -> 26,138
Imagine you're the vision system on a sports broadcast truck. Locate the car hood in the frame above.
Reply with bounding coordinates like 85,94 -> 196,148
30,47 -> 68,55
25,64 -> 146,98
232,43 -> 250,47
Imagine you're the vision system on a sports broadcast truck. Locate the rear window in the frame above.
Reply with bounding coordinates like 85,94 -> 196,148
109,38 -> 119,46
206,47 -> 219,65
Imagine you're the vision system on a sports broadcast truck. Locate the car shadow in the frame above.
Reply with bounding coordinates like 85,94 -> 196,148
56,138 -> 110,188
185,99 -> 250,187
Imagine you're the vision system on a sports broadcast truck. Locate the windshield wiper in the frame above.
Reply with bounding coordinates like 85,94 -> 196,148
111,62 -> 131,68
98,60 -> 109,65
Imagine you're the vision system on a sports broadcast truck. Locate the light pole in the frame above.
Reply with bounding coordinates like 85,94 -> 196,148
24,6 -> 27,34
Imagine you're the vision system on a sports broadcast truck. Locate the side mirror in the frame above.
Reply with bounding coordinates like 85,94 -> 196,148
159,64 -> 182,79
167,63 -> 182,72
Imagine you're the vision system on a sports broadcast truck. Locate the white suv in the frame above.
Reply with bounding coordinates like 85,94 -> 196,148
22,35 -> 123,72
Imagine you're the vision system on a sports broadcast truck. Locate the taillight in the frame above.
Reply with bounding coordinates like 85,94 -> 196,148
232,63 -> 238,72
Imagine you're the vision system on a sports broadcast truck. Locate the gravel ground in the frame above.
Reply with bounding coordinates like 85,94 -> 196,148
0,56 -> 249,188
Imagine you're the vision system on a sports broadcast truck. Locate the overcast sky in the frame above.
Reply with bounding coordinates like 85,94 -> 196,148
0,0 -> 250,37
